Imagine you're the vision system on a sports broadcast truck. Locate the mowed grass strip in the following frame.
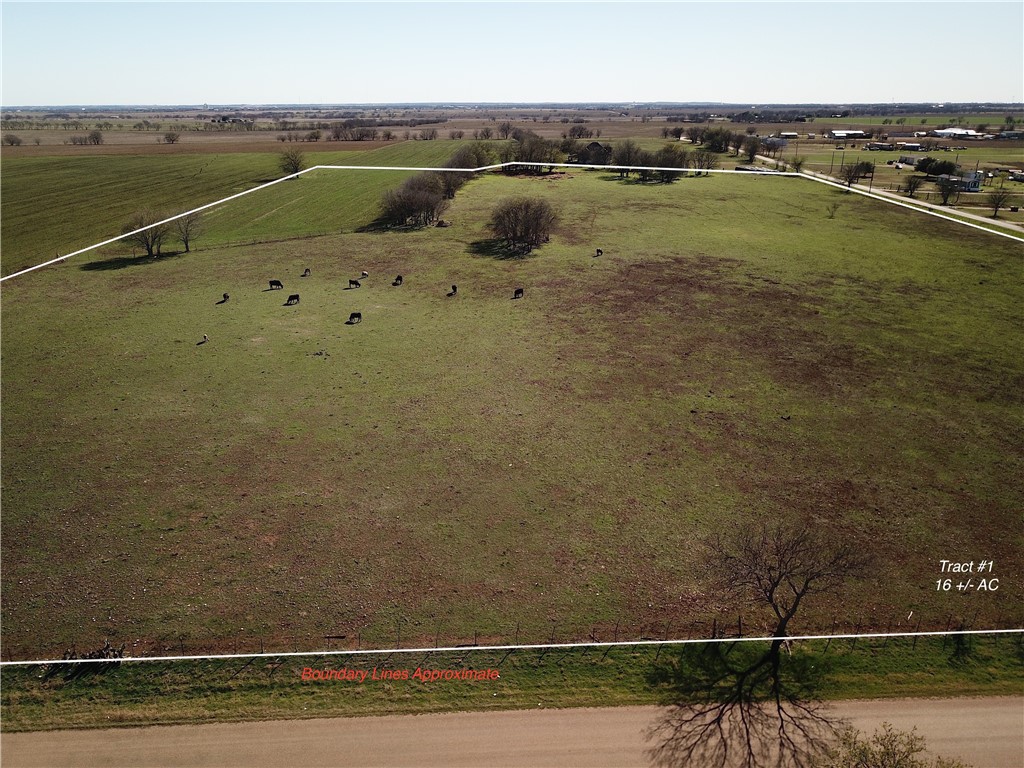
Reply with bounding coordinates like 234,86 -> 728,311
2,636 -> 1021,732
0,140 -> 463,276
1,171 -> 1021,660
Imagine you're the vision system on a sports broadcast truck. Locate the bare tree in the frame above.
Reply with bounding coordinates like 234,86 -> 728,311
742,136 -> 761,163
279,148 -> 306,176
903,175 -> 924,198
174,212 -> 203,253
837,163 -> 863,187
646,521 -> 868,768
692,148 -> 719,176
986,188 -> 1012,218
122,210 -> 171,257
489,197 -> 557,253
498,121 -> 514,140
163,132 -> 181,144
3,133 -> 23,146
815,722 -> 968,768
612,139 -> 643,178
935,176 -> 959,205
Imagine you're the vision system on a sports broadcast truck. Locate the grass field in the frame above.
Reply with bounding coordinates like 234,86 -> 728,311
2,167 -> 1021,663
2,635 -> 1021,731
0,140 -> 462,276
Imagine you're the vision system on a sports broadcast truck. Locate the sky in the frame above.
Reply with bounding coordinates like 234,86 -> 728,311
1,1 -> 1021,106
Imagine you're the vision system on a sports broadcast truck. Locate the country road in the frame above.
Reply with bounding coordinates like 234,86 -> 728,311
2,697 -> 1022,768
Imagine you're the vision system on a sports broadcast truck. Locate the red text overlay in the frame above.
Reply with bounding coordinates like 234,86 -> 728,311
301,667 -> 500,683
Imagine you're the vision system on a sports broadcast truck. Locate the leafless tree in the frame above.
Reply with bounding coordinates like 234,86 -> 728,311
837,163 -> 863,186
279,148 -> 306,176
122,210 -> 171,257
742,136 -> 761,163
935,177 -> 958,205
489,197 -> 557,253
692,148 -> 719,176
646,521 -> 869,768
986,188 -> 1012,218
815,722 -> 967,768
175,212 -> 203,253
903,175 -> 924,198
163,132 -> 181,144
498,121 -> 514,140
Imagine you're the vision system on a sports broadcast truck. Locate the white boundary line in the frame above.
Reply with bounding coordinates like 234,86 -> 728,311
2,160 -> 1020,283
2,628 -> 1021,667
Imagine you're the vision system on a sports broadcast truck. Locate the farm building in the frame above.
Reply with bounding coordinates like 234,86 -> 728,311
929,127 -> 992,140
827,129 -> 867,140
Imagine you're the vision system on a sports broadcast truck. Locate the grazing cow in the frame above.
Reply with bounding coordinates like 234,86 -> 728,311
361,271 -> 369,278
348,279 -> 361,289
285,294 -> 300,305
269,279 -> 284,290
347,312 -> 362,324
197,334 -> 208,346
302,268 -> 311,277
595,248 -> 603,257
513,287 -> 524,299
447,284 -> 458,297
216,293 -> 229,304
392,275 -> 403,286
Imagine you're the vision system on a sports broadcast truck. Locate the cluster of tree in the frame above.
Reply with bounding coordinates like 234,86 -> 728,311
121,211 -> 202,257
68,131 -> 104,145
3,133 -> 23,146
563,124 -> 596,140
378,143 -> 494,227
498,130 -> 563,174
489,197 -> 557,253
915,157 -> 958,177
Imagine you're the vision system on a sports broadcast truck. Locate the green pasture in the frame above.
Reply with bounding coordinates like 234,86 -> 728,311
0,141 -> 461,276
2,168 -> 1021,664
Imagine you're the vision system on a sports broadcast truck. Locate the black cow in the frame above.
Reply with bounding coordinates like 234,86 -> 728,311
361,271 -> 369,278
302,268 -> 311,277
347,312 -> 362,324
348,279 -> 361,289
216,293 -> 229,304
392,275 -> 403,286
595,248 -> 603,257
285,294 -> 300,305
447,284 -> 458,297
269,279 -> 284,290
513,287 -> 524,299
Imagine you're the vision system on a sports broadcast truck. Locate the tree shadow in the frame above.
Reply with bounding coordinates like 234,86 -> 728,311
356,216 -> 430,234
645,641 -> 840,768
80,251 -> 185,271
468,239 -> 536,261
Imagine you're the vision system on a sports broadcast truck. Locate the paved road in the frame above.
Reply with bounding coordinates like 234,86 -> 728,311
2,697 -> 1022,767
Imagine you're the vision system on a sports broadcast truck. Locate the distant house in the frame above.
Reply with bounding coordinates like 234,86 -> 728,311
937,171 -> 984,192
571,141 -> 613,165
997,130 -> 1024,140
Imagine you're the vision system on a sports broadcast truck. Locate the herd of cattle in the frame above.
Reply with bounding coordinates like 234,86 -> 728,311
203,249 -> 606,343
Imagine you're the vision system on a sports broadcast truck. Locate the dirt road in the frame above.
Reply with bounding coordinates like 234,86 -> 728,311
2,697 -> 1021,767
